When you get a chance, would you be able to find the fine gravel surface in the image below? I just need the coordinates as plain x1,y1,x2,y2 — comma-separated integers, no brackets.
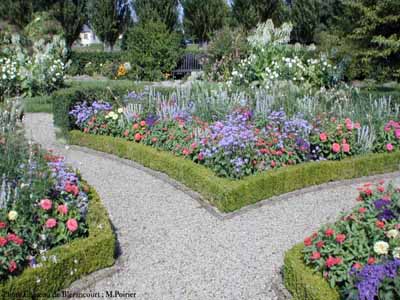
24,113,400,300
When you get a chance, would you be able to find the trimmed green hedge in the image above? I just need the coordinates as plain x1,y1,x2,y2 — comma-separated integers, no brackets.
24,95,53,113
0,185,115,300
284,244,340,300
69,131,400,213
52,81,173,136
68,51,125,76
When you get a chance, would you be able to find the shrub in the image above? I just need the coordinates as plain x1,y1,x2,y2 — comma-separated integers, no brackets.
24,12,65,44
124,20,182,80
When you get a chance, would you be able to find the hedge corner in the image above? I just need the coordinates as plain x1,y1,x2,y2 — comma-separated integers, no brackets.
0,185,116,300
283,243,341,300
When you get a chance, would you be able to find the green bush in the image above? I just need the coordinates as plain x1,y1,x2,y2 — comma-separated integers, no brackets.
52,81,173,136
284,244,340,300
24,12,64,44
124,20,182,80
24,95,53,113
67,51,125,77
69,131,400,212
0,185,115,300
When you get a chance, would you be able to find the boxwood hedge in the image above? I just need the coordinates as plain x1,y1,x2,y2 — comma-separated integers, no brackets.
69,131,400,213
0,184,115,300
283,244,340,300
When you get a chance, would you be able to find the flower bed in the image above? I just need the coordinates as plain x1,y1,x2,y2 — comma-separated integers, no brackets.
285,183,400,300
0,100,115,297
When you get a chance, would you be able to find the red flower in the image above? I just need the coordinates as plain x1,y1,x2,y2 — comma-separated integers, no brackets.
182,148,190,156
319,133,328,142
134,133,142,142
353,262,362,269
326,256,342,268
377,186,385,192
342,143,350,153
0,222,6,229
140,120,146,127
325,228,335,237
332,143,341,153
0,237,7,247
311,252,321,260
191,143,197,149
367,257,376,265
304,237,312,246
57,204,68,215
376,220,385,229
198,153,204,161
66,219,78,233
316,241,325,248
335,234,346,243
40,199,52,211
7,233,23,245
358,207,367,214
65,183,79,196
8,261,17,273
270,161,276,168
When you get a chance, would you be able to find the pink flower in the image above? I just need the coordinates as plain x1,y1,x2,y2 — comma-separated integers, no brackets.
354,122,361,129
191,143,197,149
134,133,142,142
66,219,78,232
132,123,139,130
0,237,7,247
45,218,57,229
332,143,341,153
304,237,312,246
326,256,342,268
40,199,52,211
346,122,353,131
65,183,79,196
377,186,385,192
395,129,400,139
8,261,17,273
358,207,367,214
57,204,68,215
140,120,146,127
342,143,350,153
368,257,376,265
316,241,325,248
353,262,362,269
335,234,346,243
311,252,321,260
182,148,190,156
325,228,335,237
386,143,394,152
319,133,328,142
198,153,204,161
7,233,23,245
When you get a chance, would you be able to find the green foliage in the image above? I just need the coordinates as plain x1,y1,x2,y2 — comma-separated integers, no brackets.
134,0,179,31
291,0,321,44
124,20,182,80
87,0,131,51
24,95,53,113
67,51,125,76
332,0,400,81
204,26,249,81
70,131,400,212
24,12,65,43
181,0,230,42
0,0,33,28
232,0,289,30
0,185,115,299
284,244,341,300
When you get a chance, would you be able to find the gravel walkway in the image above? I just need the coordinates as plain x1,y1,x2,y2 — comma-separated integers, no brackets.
24,113,400,300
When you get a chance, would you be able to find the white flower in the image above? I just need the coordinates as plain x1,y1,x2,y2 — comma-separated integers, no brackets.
374,241,389,255
387,229,399,239
117,108,123,114
8,210,18,221
393,247,400,259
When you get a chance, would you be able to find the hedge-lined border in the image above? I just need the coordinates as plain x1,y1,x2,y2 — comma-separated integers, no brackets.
283,244,340,300
0,184,115,300
69,131,400,213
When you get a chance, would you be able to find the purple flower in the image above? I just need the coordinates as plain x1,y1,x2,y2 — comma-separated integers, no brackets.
374,199,391,210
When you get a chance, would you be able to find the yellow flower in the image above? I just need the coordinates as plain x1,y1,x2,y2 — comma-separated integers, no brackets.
374,241,389,255
117,64,127,77
8,210,18,221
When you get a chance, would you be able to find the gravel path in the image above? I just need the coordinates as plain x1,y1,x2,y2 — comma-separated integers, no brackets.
24,113,400,300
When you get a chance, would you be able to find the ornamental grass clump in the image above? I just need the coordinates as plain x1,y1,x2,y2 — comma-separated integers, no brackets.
302,183,400,300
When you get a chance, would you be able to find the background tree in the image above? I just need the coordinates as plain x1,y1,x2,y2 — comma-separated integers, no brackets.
232,0,288,31
134,0,179,32
0,0,33,28
87,0,131,51
290,0,321,44
50,0,87,48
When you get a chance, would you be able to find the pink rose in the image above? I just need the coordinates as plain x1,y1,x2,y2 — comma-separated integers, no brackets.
387,143,394,152
346,122,353,131
57,204,68,215
354,122,361,129
332,143,341,153
45,218,57,229
66,219,78,233
319,132,327,142
342,143,350,153
40,199,52,211
335,234,346,243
